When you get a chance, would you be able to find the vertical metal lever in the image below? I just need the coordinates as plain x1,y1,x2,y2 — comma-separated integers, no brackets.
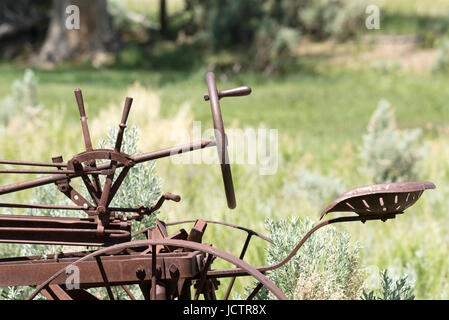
74,89,93,152
115,97,133,152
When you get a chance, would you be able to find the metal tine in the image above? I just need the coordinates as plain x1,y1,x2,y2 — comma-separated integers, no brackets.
0,160,68,168
114,97,133,152
74,89,93,152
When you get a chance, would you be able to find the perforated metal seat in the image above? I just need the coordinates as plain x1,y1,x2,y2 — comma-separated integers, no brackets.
320,181,436,219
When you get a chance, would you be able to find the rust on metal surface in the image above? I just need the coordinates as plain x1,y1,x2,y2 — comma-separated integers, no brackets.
320,181,436,219
0,72,436,300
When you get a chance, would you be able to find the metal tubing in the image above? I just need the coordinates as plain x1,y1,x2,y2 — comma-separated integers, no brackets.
224,233,252,300
74,89,93,152
0,160,68,167
206,214,397,279
0,140,215,196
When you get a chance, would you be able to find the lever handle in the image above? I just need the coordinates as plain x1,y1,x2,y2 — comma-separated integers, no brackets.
204,86,251,101
115,97,133,152
74,88,93,152
74,88,87,117
163,192,181,202
120,97,133,125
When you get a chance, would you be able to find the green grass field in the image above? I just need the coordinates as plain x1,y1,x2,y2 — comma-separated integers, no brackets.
1,1,449,299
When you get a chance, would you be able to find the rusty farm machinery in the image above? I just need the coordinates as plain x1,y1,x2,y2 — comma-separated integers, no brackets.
0,72,435,300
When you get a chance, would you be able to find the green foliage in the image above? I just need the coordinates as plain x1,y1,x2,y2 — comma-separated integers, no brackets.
296,0,367,41
189,0,365,48
283,169,346,207
360,100,424,184
0,69,38,126
256,217,364,300
362,269,415,300
186,0,365,71
251,19,300,72
433,39,449,72
189,0,266,49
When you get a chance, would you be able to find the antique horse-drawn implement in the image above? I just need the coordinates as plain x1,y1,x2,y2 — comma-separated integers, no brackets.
0,72,435,300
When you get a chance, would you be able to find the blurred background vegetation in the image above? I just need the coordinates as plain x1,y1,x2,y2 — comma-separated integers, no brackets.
0,0,449,299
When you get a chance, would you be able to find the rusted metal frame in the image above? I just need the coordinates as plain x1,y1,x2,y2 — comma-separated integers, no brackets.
164,219,273,244
194,253,214,300
95,255,115,300
114,97,133,153
48,284,73,300
224,232,253,300
0,160,68,167
1,251,198,287
206,214,398,279
0,168,107,174
151,245,157,300
139,281,151,300
121,285,136,300
120,193,182,222
0,227,130,246
187,219,207,244
60,183,97,212
0,214,131,246
205,72,236,209
72,157,103,207
106,166,130,207
0,139,215,196
28,239,288,300
0,202,160,213
52,156,96,214
74,89,94,152
131,139,216,165
247,282,264,300
64,289,98,300
203,86,251,101
97,161,118,226
41,284,73,300
0,203,92,211
0,169,78,174
80,174,102,206
103,97,134,207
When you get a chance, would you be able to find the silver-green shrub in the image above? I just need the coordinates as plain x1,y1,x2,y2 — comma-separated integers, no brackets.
362,269,415,300
258,216,364,300
433,39,449,72
283,169,346,206
360,100,424,184
0,69,39,126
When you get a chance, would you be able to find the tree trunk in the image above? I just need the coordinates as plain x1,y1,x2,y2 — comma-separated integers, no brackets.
37,0,115,66
160,0,167,35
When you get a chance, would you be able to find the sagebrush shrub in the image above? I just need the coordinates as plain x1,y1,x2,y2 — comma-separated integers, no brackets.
283,169,346,207
0,69,39,126
254,216,364,300
360,100,424,184
362,269,415,300
433,39,449,72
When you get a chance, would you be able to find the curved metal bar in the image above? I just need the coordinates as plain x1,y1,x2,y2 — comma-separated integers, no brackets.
205,72,236,209
141,219,273,244
27,239,287,300
206,214,396,278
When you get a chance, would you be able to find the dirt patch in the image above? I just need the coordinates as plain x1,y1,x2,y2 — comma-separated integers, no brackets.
297,36,440,72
